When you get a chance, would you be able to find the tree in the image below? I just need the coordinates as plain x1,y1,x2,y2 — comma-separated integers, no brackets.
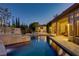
8,21,10,27
29,22,39,32
16,17,20,28
12,16,16,28
20,24,28,34
3,8,11,26
0,7,11,26
0,7,11,33
11,17,21,28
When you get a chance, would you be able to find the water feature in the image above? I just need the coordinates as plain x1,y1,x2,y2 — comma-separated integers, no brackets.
7,36,57,56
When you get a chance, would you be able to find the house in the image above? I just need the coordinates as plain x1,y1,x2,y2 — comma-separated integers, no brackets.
47,3,79,44
35,25,47,33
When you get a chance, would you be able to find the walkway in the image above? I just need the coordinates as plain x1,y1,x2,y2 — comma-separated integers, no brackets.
7,39,57,56
49,36,79,56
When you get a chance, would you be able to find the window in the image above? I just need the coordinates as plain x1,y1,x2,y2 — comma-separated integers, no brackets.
75,9,79,17
70,15,74,19
52,23,56,34
69,13,74,20
59,21,68,36
75,12,79,17
60,23,65,35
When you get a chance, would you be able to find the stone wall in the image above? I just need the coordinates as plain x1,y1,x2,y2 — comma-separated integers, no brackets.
0,27,21,35
0,34,30,45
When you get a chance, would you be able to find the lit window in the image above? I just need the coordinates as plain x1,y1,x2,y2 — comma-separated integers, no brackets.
70,15,73,19
76,13,79,17
69,13,74,19
75,9,79,17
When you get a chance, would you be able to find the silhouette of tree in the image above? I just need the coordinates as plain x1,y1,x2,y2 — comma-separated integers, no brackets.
12,16,16,28
16,17,20,28
0,7,11,26
0,7,11,33
29,22,39,32
20,24,28,34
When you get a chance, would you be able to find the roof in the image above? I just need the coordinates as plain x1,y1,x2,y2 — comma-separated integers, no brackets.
47,3,79,26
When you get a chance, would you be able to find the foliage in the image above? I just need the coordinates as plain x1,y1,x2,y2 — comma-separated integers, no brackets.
11,17,21,28
20,24,28,34
29,22,39,32
0,7,11,26
16,17,20,28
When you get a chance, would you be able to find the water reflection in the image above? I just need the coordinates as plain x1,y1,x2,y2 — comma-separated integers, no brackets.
37,36,47,42
7,36,57,56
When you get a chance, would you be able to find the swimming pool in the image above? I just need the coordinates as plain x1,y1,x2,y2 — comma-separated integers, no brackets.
7,38,57,56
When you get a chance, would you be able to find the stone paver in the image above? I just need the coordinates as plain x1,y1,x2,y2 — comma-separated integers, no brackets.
50,36,79,56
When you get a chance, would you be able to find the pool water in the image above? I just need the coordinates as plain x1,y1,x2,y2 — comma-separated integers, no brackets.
7,39,57,56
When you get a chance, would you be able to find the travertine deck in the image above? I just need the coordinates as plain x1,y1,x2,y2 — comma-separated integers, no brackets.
50,36,79,56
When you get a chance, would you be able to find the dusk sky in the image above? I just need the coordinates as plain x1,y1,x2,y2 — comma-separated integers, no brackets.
0,3,73,25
